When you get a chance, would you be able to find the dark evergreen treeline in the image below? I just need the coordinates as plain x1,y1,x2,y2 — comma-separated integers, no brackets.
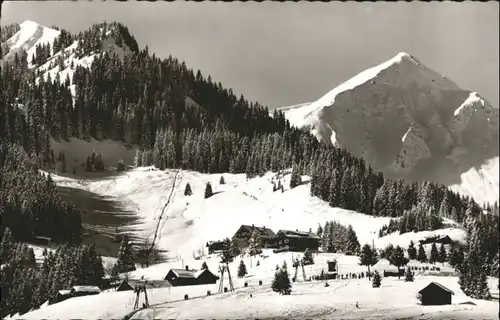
0,228,104,318
458,208,499,299
0,23,20,55
0,142,82,244
312,156,479,224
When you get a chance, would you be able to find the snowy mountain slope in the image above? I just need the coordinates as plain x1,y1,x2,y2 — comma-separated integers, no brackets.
2,20,60,65
48,167,466,261
278,52,499,204
2,20,134,98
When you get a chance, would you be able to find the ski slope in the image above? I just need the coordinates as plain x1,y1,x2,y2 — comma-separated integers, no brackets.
47,166,467,261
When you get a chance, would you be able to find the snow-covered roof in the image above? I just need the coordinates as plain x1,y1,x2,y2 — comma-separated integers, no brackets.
170,269,199,279
418,282,454,295
72,286,101,293
170,268,214,279
237,225,276,238
57,290,72,295
277,229,320,239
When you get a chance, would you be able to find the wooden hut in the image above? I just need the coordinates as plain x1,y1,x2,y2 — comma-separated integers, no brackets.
164,266,219,287
56,289,73,303
206,240,226,254
272,229,320,252
71,285,102,297
417,282,454,305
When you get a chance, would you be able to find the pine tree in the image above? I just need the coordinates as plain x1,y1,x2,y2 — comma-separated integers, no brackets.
184,182,193,196
201,261,208,270
316,224,323,238
438,243,447,264
219,176,225,185
407,240,417,260
429,243,439,264
204,182,213,199
289,166,301,189
417,243,427,262
112,236,136,275
388,245,409,279
448,246,464,269
346,225,360,255
359,244,379,280
271,261,292,295
0,227,15,262
372,270,382,288
380,244,394,260
302,248,314,266
237,260,248,278
404,266,414,282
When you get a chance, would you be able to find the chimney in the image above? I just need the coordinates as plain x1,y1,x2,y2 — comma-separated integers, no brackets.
252,224,254,229
185,265,189,271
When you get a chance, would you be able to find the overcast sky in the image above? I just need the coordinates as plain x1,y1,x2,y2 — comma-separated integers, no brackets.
2,1,499,108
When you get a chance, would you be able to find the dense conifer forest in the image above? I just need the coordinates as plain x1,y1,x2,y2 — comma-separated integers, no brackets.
0,21,498,315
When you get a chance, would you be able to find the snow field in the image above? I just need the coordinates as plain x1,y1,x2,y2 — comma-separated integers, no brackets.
13,249,499,320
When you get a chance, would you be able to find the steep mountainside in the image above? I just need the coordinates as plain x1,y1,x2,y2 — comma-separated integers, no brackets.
279,53,499,204
2,20,60,65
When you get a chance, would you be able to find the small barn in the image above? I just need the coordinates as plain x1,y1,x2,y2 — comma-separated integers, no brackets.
272,229,320,252
56,289,73,303
116,280,134,291
417,282,454,305
232,225,276,249
164,266,219,287
419,235,453,245
71,285,102,297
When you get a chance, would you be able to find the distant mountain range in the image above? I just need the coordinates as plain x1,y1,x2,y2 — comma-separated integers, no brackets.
278,53,499,204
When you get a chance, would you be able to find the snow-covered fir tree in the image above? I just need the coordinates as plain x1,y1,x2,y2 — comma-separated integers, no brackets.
204,182,213,199
112,236,136,275
417,243,427,262
407,240,417,260
184,182,193,196
237,260,248,278
272,261,292,295
387,246,408,279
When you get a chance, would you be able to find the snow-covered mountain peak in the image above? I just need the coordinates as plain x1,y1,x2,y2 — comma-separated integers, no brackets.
3,20,60,64
279,53,499,205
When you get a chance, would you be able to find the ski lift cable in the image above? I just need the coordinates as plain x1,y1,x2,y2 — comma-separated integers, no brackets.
148,168,181,258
